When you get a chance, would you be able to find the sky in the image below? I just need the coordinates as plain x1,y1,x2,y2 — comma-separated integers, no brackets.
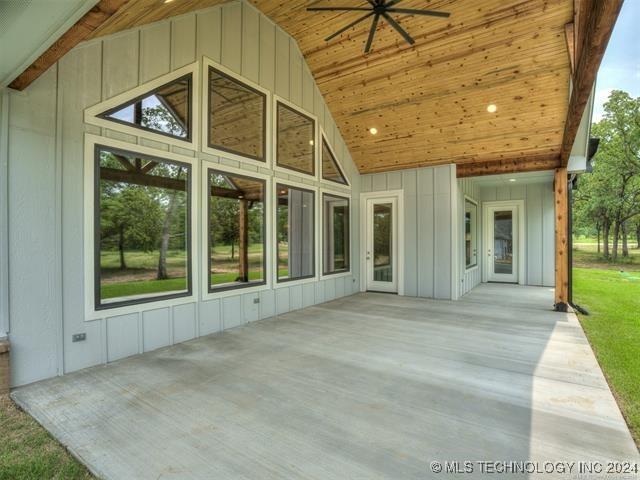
591,1,640,122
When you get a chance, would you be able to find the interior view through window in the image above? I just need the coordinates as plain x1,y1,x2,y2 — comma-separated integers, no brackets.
208,67,266,161
494,210,513,274
96,146,191,307
373,203,393,282
321,137,348,185
465,199,477,268
208,170,266,291
276,102,315,176
276,184,315,281
100,75,191,140
323,193,350,275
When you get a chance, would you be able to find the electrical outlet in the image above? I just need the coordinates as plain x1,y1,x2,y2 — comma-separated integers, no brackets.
253,297,260,304
72,333,86,343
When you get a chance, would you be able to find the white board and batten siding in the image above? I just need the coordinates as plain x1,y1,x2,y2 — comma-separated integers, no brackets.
361,165,458,300
480,183,555,287
2,1,361,387
457,178,481,296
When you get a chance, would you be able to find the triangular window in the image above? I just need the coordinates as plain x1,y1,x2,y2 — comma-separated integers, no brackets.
322,137,348,185
98,74,192,141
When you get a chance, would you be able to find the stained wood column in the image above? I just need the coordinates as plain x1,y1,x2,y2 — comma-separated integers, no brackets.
554,167,569,311
238,199,249,283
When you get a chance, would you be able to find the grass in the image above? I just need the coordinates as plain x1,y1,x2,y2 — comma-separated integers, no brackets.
0,395,94,480
573,267,640,448
572,242,640,272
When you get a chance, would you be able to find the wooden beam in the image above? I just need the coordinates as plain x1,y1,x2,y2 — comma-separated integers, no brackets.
456,155,560,178
238,199,249,283
8,0,130,91
564,22,576,74
100,168,186,191
559,0,623,166
554,167,569,312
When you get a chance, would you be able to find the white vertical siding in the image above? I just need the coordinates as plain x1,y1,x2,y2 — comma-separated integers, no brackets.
361,164,457,300
5,1,361,386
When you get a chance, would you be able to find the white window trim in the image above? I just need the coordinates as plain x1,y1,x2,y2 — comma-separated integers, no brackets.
272,178,320,289
201,57,272,170
84,62,200,150
319,128,351,190
272,94,319,181
464,195,479,272
359,190,405,296
201,159,273,300
320,188,352,279
83,133,199,321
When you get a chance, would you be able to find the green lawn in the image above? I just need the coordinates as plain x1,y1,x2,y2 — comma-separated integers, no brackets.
573,267,640,447
573,243,640,272
0,395,93,480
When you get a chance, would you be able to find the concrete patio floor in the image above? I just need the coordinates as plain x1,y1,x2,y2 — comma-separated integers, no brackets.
12,284,639,479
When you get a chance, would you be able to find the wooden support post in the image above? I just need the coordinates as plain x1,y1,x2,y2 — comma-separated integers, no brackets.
238,199,249,283
554,167,569,312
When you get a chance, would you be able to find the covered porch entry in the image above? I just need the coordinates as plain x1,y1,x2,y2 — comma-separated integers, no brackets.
12,284,638,479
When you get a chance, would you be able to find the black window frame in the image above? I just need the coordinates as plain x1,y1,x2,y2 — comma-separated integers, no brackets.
276,183,316,283
207,168,268,293
321,136,349,186
97,74,193,143
275,101,317,177
94,144,193,311
207,66,267,163
464,198,478,270
322,192,351,276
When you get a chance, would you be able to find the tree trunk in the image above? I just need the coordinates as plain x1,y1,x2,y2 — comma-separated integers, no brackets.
603,221,610,258
612,220,620,261
622,222,629,257
636,223,640,249
230,241,235,260
596,225,601,254
157,191,179,280
119,225,127,270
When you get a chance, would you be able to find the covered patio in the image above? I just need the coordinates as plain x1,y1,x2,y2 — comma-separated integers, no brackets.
12,284,638,479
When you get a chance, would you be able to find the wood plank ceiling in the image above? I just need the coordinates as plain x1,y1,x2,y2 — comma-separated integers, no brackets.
17,0,575,174
250,0,574,174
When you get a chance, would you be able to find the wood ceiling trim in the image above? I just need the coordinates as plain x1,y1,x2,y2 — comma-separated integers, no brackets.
456,154,561,178
8,0,131,91
559,0,623,166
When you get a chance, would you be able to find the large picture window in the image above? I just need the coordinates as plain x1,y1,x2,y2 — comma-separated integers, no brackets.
276,184,315,282
276,101,315,176
208,67,266,162
98,75,192,141
95,145,191,309
208,170,266,291
323,193,350,275
465,198,478,269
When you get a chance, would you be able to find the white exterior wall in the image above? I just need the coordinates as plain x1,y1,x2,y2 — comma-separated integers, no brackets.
480,182,556,288
361,165,458,300
4,1,361,387
457,178,482,296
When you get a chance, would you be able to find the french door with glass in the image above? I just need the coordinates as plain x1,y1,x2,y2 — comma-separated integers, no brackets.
485,204,519,283
365,197,398,293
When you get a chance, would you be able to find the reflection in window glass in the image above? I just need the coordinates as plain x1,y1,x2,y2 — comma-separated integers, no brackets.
322,138,348,185
373,203,393,282
208,170,266,291
208,67,266,161
96,146,191,308
276,102,315,176
276,184,315,281
323,194,350,275
465,199,477,268
100,75,191,140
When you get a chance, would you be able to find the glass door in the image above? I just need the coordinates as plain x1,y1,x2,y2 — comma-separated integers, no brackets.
366,197,397,292
487,205,518,283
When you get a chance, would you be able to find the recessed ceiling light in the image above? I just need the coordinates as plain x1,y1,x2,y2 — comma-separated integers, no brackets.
309,140,314,146
509,178,517,182
369,127,378,135
487,104,497,113
164,0,175,3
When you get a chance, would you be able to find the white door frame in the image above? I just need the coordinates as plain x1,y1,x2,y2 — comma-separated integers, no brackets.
360,190,404,295
482,200,526,284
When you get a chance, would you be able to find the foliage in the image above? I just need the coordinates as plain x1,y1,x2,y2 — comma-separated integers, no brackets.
574,90,640,260
573,268,640,446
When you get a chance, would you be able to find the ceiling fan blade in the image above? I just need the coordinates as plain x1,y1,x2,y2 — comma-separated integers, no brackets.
364,13,380,53
307,7,372,12
385,0,403,7
381,12,415,45
386,8,450,18
325,11,375,41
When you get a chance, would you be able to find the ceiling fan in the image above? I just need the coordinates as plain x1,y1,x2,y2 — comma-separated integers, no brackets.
307,1,451,54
